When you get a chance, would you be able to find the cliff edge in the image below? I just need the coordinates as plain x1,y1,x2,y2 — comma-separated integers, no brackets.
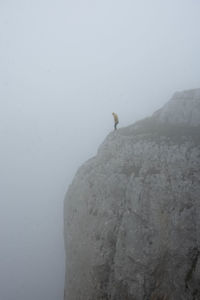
64,89,200,300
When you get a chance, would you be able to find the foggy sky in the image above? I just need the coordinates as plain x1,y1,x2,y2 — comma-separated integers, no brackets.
0,0,200,299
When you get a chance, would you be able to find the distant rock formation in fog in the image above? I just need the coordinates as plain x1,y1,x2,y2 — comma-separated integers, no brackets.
64,89,200,300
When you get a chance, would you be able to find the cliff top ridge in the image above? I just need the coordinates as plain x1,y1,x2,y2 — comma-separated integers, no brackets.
153,88,200,126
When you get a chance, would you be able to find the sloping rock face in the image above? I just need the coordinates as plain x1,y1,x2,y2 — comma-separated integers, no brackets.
64,89,200,300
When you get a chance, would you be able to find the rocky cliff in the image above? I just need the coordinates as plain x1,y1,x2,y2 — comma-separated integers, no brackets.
64,89,200,300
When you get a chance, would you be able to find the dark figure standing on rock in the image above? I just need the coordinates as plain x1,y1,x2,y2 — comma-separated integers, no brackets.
112,112,119,130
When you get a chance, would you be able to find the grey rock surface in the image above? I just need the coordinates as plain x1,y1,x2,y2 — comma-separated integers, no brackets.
64,89,200,300
154,88,200,126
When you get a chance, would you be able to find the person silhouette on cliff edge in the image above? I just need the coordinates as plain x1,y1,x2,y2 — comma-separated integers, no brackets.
112,112,119,130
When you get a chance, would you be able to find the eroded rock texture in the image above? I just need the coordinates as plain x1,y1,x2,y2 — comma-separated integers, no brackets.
64,89,200,300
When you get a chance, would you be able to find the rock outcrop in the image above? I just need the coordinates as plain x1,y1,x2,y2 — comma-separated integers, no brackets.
64,89,200,300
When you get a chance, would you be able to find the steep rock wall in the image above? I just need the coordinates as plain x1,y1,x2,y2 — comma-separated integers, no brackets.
64,89,200,300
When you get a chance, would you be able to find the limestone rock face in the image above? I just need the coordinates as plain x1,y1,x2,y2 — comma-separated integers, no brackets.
154,89,200,126
64,89,200,300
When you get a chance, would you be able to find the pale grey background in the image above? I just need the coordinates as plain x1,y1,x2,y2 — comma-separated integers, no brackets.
0,0,200,299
